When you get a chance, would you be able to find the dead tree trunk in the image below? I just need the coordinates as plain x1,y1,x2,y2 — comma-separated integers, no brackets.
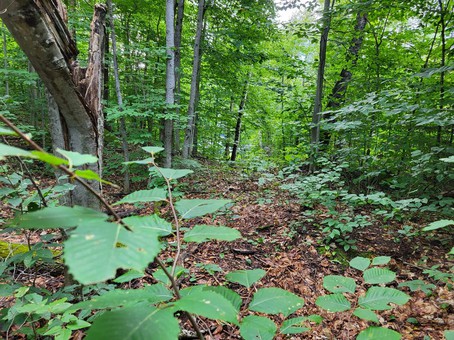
0,0,106,209
230,79,249,162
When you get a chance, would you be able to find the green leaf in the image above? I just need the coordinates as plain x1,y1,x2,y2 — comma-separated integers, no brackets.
124,157,154,165
123,215,172,237
359,287,410,310
249,287,304,317
316,293,351,312
64,221,162,284
350,257,371,271
225,269,266,288
31,151,69,166
398,280,436,294
142,146,164,155
57,149,98,167
356,326,401,340
113,269,144,283
152,167,193,180
14,206,108,229
422,220,454,231
440,156,454,163
184,225,241,243
202,286,242,311
69,284,172,311
363,268,396,284
113,188,167,205
153,266,187,285
0,143,33,159
175,199,231,219
323,275,356,293
174,290,239,325
73,169,113,185
86,304,179,340
280,316,310,334
371,256,391,266
240,315,276,340
353,308,379,323
444,330,454,340
0,127,17,135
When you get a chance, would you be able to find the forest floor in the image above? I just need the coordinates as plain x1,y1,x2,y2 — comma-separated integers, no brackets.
1,162,453,339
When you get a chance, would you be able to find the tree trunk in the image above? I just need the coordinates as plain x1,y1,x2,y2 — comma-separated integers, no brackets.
321,5,368,146
173,0,185,154
2,24,9,96
437,0,446,145
310,0,333,169
230,80,249,162
107,0,130,193
164,0,176,167
1,0,106,209
182,0,206,159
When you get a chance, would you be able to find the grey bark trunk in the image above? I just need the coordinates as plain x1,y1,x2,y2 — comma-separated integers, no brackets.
164,0,176,167
182,0,206,159
1,0,106,210
107,0,130,193
2,24,8,96
173,0,185,154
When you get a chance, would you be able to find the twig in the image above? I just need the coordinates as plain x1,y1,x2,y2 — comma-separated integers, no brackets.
0,114,204,339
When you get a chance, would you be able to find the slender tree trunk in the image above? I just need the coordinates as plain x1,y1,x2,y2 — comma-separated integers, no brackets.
164,0,176,167
1,0,106,209
173,0,184,154
437,0,446,145
310,0,333,170
230,79,249,162
2,24,9,96
320,4,368,146
107,0,130,193
182,0,206,159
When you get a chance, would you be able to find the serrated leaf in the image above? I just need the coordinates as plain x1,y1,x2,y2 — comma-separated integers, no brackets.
356,326,401,340
240,315,276,340
73,169,116,186
423,220,454,231
203,286,242,311
57,148,98,167
225,269,266,288
0,143,33,159
323,275,356,293
184,225,241,243
350,257,371,271
353,308,379,323
14,206,108,229
371,256,391,266
359,287,410,310
152,167,193,180
316,293,351,312
114,188,167,205
64,221,162,284
123,214,172,236
142,146,164,154
250,287,304,317
280,316,310,334
363,268,396,284
175,199,231,219
398,280,436,294
174,290,239,325
31,151,69,166
69,284,172,311
86,303,179,340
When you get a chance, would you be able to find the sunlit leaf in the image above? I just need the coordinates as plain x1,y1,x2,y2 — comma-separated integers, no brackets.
57,148,98,167
422,220,454,231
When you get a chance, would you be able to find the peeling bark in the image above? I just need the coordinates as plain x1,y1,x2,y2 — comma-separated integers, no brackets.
0,0,106,209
